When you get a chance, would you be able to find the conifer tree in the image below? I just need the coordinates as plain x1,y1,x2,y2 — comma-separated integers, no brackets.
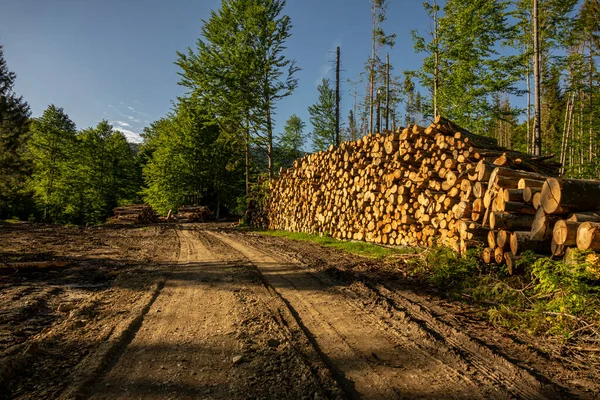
0,43,31,218
308,78,336,151
276,114,305,167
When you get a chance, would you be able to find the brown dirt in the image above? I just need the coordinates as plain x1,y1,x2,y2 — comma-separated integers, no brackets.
1,222,598,399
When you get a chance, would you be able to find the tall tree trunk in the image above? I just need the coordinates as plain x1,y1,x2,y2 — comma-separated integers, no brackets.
353,81,357,141
433,0,439,117
579,91,584,175
526,53,532,154
266,104,273,181
335,47,340,146
385,53,390,130
560,94,574,175
369,3,376,134
245,123,250,196
376,89,381,133
532,0,542,156
589,41,595,164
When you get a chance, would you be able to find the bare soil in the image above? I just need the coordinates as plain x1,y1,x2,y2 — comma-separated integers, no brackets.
1,222,598,399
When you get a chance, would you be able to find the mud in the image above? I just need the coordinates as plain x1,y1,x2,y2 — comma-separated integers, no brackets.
1,222,598,399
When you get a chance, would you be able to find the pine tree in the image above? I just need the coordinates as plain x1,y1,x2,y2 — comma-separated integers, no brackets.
367,0,396,133
412,0,522,133
411,0,441,118
308,78,336,151
347,110,357,141
59,121,139,225
244,0,299,179
0,43,31,219
276,114,305,168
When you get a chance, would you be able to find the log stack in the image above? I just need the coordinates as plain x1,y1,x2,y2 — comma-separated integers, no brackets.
177,206,213,223
480,174,600,274
266,116,563,260
109,205,157,224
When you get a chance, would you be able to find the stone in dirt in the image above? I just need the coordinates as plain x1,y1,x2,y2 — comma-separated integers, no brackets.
232,355,244,365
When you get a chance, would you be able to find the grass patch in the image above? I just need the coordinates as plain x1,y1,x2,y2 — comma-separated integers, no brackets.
1,218,21,224
254,229,418,258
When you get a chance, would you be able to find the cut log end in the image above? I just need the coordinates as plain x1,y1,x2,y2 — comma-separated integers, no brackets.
540,178,560,214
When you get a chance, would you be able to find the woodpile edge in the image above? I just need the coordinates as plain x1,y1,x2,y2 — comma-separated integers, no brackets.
262,116,600,273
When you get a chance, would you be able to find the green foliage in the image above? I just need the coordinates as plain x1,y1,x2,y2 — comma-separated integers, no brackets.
60,121,140,225
275,114,306,168
0,43,32,219
176,0,298,179
308,78,336,151
141,99,245,216
531,256,600,318
407,246,481,289
28,105,77,221
256,230,414,258
408,245,600,338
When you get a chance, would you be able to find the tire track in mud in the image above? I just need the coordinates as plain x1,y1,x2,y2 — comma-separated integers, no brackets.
87,226,341,400
88,227,244,399
208,230,563,400
207,230,545,400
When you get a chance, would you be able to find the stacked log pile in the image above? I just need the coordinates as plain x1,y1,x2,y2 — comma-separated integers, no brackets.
177,206,213,223
109,205,157,224
266,116,564,261
480,174,600,274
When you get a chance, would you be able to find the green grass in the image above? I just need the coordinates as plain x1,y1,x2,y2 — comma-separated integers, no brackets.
254,229,418,258
1,218,21,224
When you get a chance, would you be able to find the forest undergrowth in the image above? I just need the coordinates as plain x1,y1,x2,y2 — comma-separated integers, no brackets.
407,246,600,368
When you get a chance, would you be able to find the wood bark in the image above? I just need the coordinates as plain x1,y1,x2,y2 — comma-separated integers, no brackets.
540,178,600,214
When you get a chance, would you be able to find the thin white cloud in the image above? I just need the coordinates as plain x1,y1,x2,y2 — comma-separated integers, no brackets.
113,127,142,143
127,106,136,111
315,33,350,87
114,120,131,127
126,115,142,123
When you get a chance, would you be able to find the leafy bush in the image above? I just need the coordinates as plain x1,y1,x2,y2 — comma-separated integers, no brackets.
407,246,481,289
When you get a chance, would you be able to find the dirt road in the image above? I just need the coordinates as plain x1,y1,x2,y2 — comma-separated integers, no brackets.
88,227,339,399
89,226,554,399
2,223,598,399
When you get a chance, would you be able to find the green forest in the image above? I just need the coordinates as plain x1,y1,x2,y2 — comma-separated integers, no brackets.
0,0,598,225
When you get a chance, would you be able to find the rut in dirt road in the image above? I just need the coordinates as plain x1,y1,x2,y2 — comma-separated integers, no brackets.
209,230,554,400
87,226,338,400
88,227,243,399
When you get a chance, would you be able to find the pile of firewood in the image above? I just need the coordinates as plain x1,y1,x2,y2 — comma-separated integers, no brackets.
484,175,600,274
108,204,157,224
177,206,213,223
266,115,600,272
267,117,562,254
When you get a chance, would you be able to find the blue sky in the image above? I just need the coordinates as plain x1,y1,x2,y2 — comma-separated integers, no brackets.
0,0,434,143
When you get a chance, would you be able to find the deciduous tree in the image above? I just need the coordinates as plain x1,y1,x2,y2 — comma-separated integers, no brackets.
28,105,77,220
